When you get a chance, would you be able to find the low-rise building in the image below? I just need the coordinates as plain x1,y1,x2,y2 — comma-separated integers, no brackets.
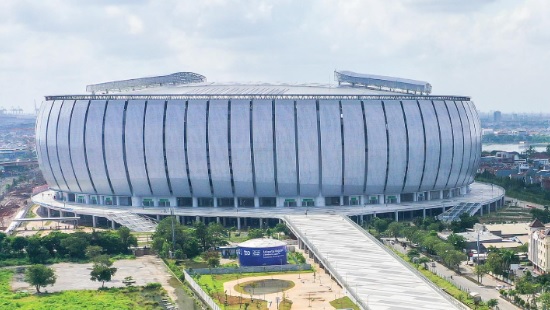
528,219,550,273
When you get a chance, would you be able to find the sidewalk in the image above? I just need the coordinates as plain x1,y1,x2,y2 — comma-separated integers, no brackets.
384,238,519,310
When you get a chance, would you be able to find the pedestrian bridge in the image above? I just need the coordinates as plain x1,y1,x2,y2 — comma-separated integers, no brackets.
284,214,467,310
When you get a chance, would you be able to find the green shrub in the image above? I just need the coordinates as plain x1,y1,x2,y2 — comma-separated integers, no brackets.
144,282,162,290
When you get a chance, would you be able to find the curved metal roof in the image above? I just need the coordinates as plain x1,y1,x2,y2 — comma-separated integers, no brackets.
335,70,432,95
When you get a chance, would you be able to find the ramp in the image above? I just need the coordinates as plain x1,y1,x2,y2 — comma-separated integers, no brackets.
284,214,465,310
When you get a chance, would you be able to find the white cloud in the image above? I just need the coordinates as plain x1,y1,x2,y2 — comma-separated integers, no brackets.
0,0,548,113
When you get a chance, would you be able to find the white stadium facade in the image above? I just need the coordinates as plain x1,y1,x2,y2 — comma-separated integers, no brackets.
36,71,488,210
32,71,506,309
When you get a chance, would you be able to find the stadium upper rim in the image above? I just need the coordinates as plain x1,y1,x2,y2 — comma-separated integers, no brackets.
46,70,469,101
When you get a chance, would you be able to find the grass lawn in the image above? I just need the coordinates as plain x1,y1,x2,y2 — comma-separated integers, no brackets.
330,296,360,310
0,269,168,310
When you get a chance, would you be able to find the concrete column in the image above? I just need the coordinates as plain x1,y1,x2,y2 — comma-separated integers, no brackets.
442,206,445,213
260,218,263,229
339,196,344,206
213,198,218,208
395,211,399,222
254,197,260,208
196,215,200,223
47,208,52,218
169,197,177,207
116,196,120,206
216,217,220,224
111,220,116,229
222,217,226,226
176,215,181,224
156,215,161,221
440,190,444,199
244,217,248,228
237,217,241,230
423,208,426,219
85,195,90,204
131,196,140,207
413,193,418,202
316,194,325,207
92,216,97,228
192,197,198,207
379,195,385,204
153,198,159,207
60,211,64,218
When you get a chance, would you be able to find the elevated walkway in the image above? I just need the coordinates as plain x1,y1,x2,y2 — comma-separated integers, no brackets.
284,214,466,310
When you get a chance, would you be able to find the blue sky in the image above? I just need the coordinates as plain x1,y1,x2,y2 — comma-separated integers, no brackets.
1,0,548,113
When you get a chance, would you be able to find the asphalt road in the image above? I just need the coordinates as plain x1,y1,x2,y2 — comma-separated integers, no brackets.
383,238,519,310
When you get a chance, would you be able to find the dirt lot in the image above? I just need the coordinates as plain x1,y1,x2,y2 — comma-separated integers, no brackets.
11,256,177,300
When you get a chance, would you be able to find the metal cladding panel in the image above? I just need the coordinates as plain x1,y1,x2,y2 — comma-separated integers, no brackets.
319,100,342,196
456,101,472,186
401,100,424,193
341,100,365,195
275,100,298,196
165,100,191,196
46,100,65,190
384,100,407,193
208,100,233,197
296,100,319,197
125,100,150,196
252,100,276,196
417,100,440,191
446,101,464,188
37,101,57,188
187,100,211,196
466,101,481,183
433,101,453,190
364,101,387,194
57,100,79,192
85,100,111,194
237,246,287,267
69,100,95,193
104,100,131,195
230,100,254,197
144,100,171,196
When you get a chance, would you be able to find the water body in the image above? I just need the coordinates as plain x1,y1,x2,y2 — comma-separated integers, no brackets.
482,143,547,153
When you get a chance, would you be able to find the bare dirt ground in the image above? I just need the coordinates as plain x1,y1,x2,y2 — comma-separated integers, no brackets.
10,256,178,302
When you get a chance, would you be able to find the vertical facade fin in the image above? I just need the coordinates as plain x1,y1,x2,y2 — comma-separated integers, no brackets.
142,101,154,195
416,100,428,192
400,101,410,192
228,100,236,196
381,101,390,194
67,100,82,192
431,100,443,190
272,100,278,196
83,100,97,193
250,100,257,196
205,100,214,195
102,101,115,195
183,100,194,196
162,100,173,195
360,101,368,194
122,100,134,195
294,100,300,196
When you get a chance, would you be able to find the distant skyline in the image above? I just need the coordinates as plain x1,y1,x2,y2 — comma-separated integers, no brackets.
1,0,548,113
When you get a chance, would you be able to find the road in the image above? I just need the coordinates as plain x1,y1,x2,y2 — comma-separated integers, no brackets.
383,238,519,310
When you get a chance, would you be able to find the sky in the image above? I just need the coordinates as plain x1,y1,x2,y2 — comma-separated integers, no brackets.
0,0,548,113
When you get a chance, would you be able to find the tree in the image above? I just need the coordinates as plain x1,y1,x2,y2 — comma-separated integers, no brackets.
487,298,498,310
24,264,56,293
446,234,466,251
60,236,89,259
202,250,220,269
90,255,117,288
474,264,488,284
372,217,390,233
117,227,137,252
247,229,264,239
25,237,51,264
193,221,209,250
387,222,404,240
442,250,465,273
538,292,550,310
85,245,103,260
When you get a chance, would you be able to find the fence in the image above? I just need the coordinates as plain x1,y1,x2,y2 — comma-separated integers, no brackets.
182,269,221,310
188,263,311,275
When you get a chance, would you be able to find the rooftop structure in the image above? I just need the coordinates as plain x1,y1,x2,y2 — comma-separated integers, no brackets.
335,70,432,95
85,71,206,94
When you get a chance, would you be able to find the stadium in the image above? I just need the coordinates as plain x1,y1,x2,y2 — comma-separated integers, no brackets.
35,71,488,211
32,70,506,309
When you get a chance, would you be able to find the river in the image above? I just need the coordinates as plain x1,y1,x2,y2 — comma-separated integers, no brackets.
482,143,548,153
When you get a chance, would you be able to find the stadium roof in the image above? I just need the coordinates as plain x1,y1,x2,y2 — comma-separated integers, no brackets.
335,70,432,95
